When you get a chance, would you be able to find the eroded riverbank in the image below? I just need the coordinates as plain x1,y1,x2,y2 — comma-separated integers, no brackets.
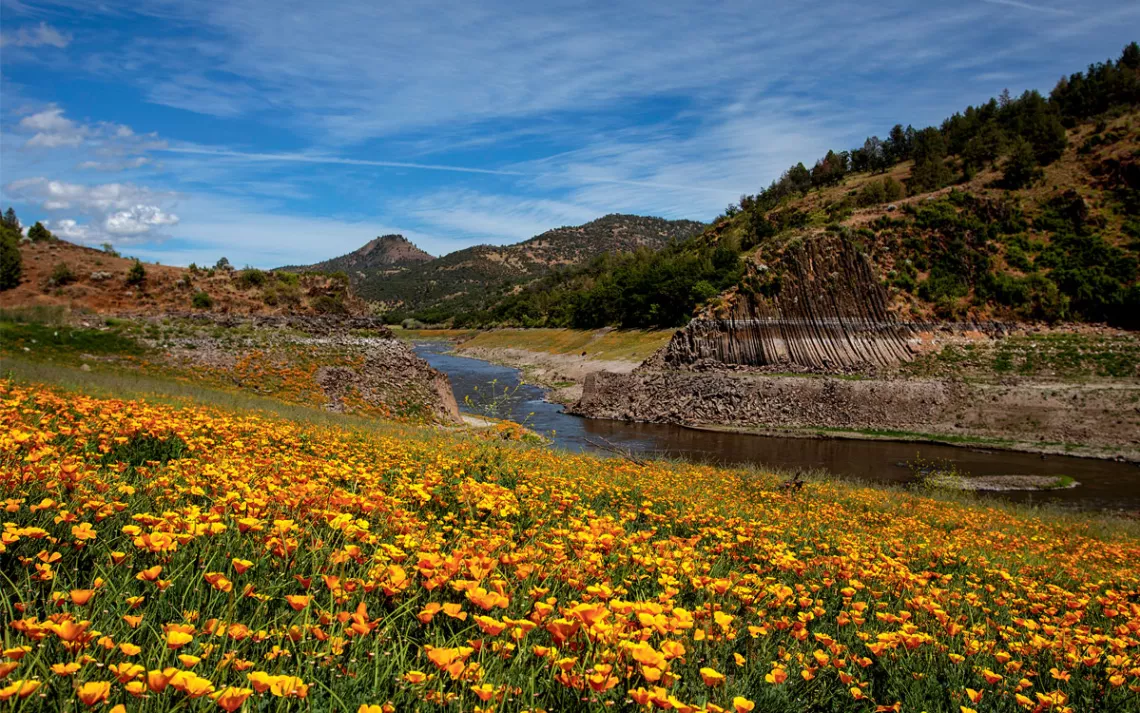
573,369,1140,462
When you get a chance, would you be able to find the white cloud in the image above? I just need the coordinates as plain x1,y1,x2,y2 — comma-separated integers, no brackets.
20,107,85,147
155,194,437,268
0,22,71,49
4,177,180,244
978,0,1071,16
104,205,180,235
78,157,153,172
15,106,166,157
49,219,97,242
4,177,172,213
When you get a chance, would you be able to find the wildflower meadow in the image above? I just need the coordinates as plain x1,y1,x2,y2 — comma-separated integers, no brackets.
0,382,1137,712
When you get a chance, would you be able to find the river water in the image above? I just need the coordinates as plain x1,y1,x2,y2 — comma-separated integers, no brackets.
414,341,1140,510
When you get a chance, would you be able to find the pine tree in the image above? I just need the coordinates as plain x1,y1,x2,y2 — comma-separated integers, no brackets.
0,224,22,290
2,207,19,231
1001,137,1042,189
908,128,952,193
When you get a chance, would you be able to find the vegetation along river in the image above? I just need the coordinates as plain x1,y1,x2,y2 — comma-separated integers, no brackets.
414,342,1140,511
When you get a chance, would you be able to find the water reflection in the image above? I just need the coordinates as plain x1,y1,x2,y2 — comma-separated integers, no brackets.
413,341,1140,510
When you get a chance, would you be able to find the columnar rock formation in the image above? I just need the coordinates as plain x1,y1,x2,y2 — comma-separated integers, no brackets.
648,236,1003,371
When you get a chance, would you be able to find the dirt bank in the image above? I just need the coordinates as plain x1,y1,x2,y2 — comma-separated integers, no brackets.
572,369,1140,461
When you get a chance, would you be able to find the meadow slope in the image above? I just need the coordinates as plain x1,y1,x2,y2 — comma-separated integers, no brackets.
1,382,1138,712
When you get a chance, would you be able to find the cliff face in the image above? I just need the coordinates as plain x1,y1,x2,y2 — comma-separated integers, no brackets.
648,235,1001,372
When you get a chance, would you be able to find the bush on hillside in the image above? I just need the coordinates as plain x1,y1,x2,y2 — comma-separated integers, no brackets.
48,262,76,287
1000,138,1043,189
191,291,214,310
126,260,147,287
311,294,348,315
855,177,905,207
236,268,268,289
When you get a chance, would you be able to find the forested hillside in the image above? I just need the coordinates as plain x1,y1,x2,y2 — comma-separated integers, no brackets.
458,43,1140,329
362,214,704,322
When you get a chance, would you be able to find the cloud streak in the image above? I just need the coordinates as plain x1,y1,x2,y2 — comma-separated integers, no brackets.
0,22,71,49
978,0,1072,16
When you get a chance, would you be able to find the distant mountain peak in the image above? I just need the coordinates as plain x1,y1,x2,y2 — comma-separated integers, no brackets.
279,234,433,275
355,234,434,263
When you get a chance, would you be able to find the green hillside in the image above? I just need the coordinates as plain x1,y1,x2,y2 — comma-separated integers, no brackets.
459,43,1140,330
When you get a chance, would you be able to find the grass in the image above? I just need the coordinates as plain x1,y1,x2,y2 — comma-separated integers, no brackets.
901,332,1140,381
0,320,147,359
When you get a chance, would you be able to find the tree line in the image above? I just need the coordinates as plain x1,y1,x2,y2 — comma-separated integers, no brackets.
734,41,1140,220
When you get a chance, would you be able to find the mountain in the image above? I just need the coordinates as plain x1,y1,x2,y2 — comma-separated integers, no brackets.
293,214,704,320
280,234,434,279
466,43,1140,333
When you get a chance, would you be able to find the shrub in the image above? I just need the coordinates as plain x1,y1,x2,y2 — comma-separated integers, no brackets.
236,268,268,289
855,177,905,207
311,294,348,315
101,242,120,257
191,291,213,310
126,259,146,287
274,270,300,286
262,283,301,307
48,262,76,287
27,222,55,243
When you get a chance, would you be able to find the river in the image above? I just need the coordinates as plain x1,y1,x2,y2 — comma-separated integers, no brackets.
414,341,1140,510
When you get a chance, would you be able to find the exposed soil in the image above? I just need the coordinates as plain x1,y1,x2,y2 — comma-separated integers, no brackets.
572,369,1140,461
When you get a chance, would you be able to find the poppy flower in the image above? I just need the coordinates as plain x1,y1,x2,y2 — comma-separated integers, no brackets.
76,681,111,706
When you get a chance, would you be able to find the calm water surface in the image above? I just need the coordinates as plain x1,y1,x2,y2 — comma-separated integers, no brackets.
414,341,1140,510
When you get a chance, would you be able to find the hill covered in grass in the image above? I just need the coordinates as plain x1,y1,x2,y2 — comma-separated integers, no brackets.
460,43,1140,331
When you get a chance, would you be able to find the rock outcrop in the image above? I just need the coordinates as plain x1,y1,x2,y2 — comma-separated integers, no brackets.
312,339,460,422
647,236,1007,372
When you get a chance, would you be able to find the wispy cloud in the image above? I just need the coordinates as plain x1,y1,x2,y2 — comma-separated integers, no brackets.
159,146,526,176
0,22,71,49
978,0,1072,16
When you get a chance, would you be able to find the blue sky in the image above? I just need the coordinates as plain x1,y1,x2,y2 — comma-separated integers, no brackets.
1,0,1136,268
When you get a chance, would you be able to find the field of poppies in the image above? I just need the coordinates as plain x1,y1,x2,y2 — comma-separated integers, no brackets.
1,380,1138,712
